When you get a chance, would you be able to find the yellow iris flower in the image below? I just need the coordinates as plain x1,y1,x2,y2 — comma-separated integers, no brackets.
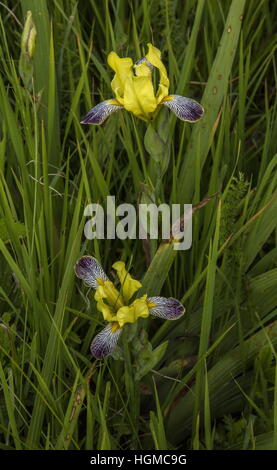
81,43,204,125
94,261,149,328
75,256,185,359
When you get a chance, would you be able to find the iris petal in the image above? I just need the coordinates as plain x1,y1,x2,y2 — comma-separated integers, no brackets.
90,323,122,359
75,256,109,288
147,296,185,320
162,95,204,122
95,280,124,312
112,261,142,302
123,75,157,118
145,43,169,103
81,100,123,125
107,52,134,103
116,296,149,327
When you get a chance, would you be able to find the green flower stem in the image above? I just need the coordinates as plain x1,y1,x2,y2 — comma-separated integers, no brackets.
144,111,170,195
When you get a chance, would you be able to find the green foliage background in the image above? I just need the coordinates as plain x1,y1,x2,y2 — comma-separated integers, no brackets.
0,0,276,450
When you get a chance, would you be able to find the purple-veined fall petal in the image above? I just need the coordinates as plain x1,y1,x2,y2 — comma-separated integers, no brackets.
75,256,109,288
147,296,185,320
90,323,122,359
162,95,204,122
81,100,123,125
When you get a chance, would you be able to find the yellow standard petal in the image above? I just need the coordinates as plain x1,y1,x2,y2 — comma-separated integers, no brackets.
96,297,117,322
95,280,124,310
116,306,135,327
124,75,157,119
133,61,152,78
107,52,134,105
132,296,150,320
116,295,149,327
112,261,142,302
145,43,169,104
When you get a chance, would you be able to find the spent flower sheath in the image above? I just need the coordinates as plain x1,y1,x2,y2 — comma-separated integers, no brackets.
75,256,185,359
81,43,204,124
